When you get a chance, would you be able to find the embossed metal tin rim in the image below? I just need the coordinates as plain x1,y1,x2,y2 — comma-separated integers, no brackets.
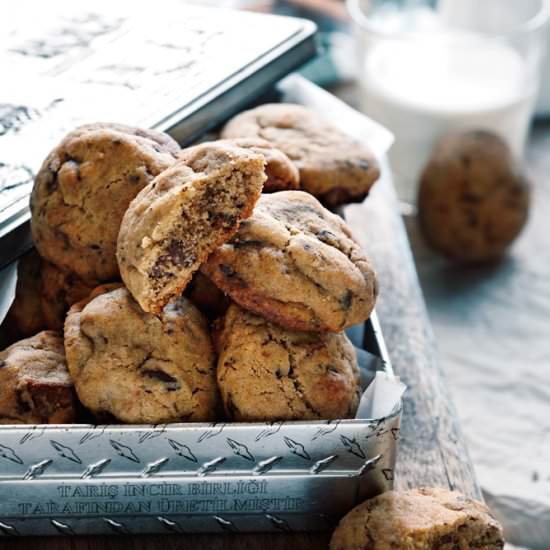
0,403,403,433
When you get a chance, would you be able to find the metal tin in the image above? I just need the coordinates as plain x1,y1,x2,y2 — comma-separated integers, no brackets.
0,53,400,535
0,314,401,536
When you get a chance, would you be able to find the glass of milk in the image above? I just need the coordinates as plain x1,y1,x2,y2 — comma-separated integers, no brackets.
348,0,550,205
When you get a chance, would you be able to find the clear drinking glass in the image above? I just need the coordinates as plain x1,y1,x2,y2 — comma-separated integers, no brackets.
347,0,550,205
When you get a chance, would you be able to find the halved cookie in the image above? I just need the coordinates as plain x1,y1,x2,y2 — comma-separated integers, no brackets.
117,142,266,313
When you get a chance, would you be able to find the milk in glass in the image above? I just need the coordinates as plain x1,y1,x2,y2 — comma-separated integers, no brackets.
360,32,534,203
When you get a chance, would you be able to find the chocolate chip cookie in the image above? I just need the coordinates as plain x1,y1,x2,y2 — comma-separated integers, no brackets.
181,138,299,192
215,304,360,421
201,191,378,332
117,141,266,314
64,285,218,424
221,103,380,206
2,250,47,342
330,487,505,550
30,123,180,283
418,130,530,263
0,330,79,424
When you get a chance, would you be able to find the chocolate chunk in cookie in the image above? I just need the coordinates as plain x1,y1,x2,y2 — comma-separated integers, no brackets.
202,191,378,332
330,487,505,550
222,103,380,206
64,285,218,424
0,330,79,424
117,141,266,314
215,304,360,421
30,123,180,283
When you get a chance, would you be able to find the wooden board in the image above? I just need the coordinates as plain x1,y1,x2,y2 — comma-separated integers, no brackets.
0,174,479,550
346,176,481,499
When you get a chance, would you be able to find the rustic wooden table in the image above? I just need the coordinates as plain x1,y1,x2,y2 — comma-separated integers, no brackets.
0,171,481,550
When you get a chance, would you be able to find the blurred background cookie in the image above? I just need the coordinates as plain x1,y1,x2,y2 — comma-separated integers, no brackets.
215,304,360,422
221,103,380,207
418,130,530,263
30,123,180,283
64,285,218,424
202,190,377,332
0,330,79,424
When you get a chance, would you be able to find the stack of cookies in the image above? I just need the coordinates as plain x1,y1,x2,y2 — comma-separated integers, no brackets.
0,103,381,426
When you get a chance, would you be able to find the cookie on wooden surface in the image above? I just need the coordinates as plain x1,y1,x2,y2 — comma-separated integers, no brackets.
330,487,505,550
418,130,530,263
